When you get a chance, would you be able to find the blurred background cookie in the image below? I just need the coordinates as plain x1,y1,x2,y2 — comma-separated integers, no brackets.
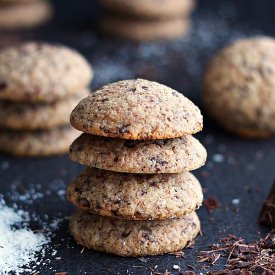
0,42,93,156
99,16,190,41
100,0,195,19
203,36,275,138
99,0,196,41
0,0,53,30
0,126,79,156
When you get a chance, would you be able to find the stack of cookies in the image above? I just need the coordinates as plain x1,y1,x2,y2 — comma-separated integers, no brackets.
0,42,93,156
0,0,53,30
68,79,207,257
99,0,196,41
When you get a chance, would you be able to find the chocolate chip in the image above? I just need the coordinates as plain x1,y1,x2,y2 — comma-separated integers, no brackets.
128,88,136,92
100,98,109,103
142,86,148,90
172,91,179,97
113,157,119,162
121,231,131,238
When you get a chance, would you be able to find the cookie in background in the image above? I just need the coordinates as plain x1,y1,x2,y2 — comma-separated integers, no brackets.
0,42,93,156
203,36,275,138
0,0,53,30
98,0,196,41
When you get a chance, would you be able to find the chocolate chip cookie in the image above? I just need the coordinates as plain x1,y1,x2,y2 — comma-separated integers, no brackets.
71,79,203,139
67,167,203,220
0,42,93,102
203,36,275,138
0,126,79,156
69,209,200,256
69,134,206,173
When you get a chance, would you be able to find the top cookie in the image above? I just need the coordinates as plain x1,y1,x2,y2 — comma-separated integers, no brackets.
71,79,203,139
203,37,275,138
0,42,93,102
100,0,195,19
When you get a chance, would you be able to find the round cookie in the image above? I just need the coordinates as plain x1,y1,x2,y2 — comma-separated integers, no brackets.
71,79,203,140
0,42,93,102
67,168,203,220
0,90,89,130
0,0,53,30
0,126,79,156
99,16,191,41
70,134,207,173
69,210,200,257
100,0,195,19
203,36,275,138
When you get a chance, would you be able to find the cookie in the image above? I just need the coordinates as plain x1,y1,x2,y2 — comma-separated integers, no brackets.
203,37,275,138
0,90,89,130
0,0,53,30
67,167,203,220
0,126,79,156
0,42,93,102
99,16,190,41
71,79,202,139
100,0,195,19
69,209,200,256
70,134,207,173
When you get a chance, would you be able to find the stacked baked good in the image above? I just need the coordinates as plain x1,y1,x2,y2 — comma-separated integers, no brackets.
68,79,207,257
0,0,53,30
0,42,93,156
99,0,196,41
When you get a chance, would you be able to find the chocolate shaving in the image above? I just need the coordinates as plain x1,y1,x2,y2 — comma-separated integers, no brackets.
197,230,275,273
258,181,275,228
204,197,220,212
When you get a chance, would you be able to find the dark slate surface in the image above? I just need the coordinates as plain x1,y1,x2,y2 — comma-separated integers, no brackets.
0,0,274,274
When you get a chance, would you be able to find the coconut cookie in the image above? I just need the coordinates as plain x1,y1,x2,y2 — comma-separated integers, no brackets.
0,90,89,130
0,1,53,30
203,36,275,138
0,42,93,102
69,210,200,257
67,168,203,220
71,79,202,139
100,0,195,19
70,134,207,173
0,126,79,156
99,16,190,42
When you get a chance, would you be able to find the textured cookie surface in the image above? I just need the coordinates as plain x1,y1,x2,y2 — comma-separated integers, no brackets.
67,168,203,220
0,0,53,30
69,210,200,256
0,126,79,156
70,134,207,173
0,42,92,102
203,36,275,138
99,16,190,41
71,79,202,139
100,0,195,19
0,90,89,130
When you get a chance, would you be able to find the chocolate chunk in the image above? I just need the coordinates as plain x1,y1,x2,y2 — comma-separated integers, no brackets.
203,197,219,212
258,181,275,228
121,231,131,238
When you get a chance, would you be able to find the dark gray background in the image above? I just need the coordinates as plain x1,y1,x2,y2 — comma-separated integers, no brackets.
0,0,274,274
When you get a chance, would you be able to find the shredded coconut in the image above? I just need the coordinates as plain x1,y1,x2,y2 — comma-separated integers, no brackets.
0,199,48,274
